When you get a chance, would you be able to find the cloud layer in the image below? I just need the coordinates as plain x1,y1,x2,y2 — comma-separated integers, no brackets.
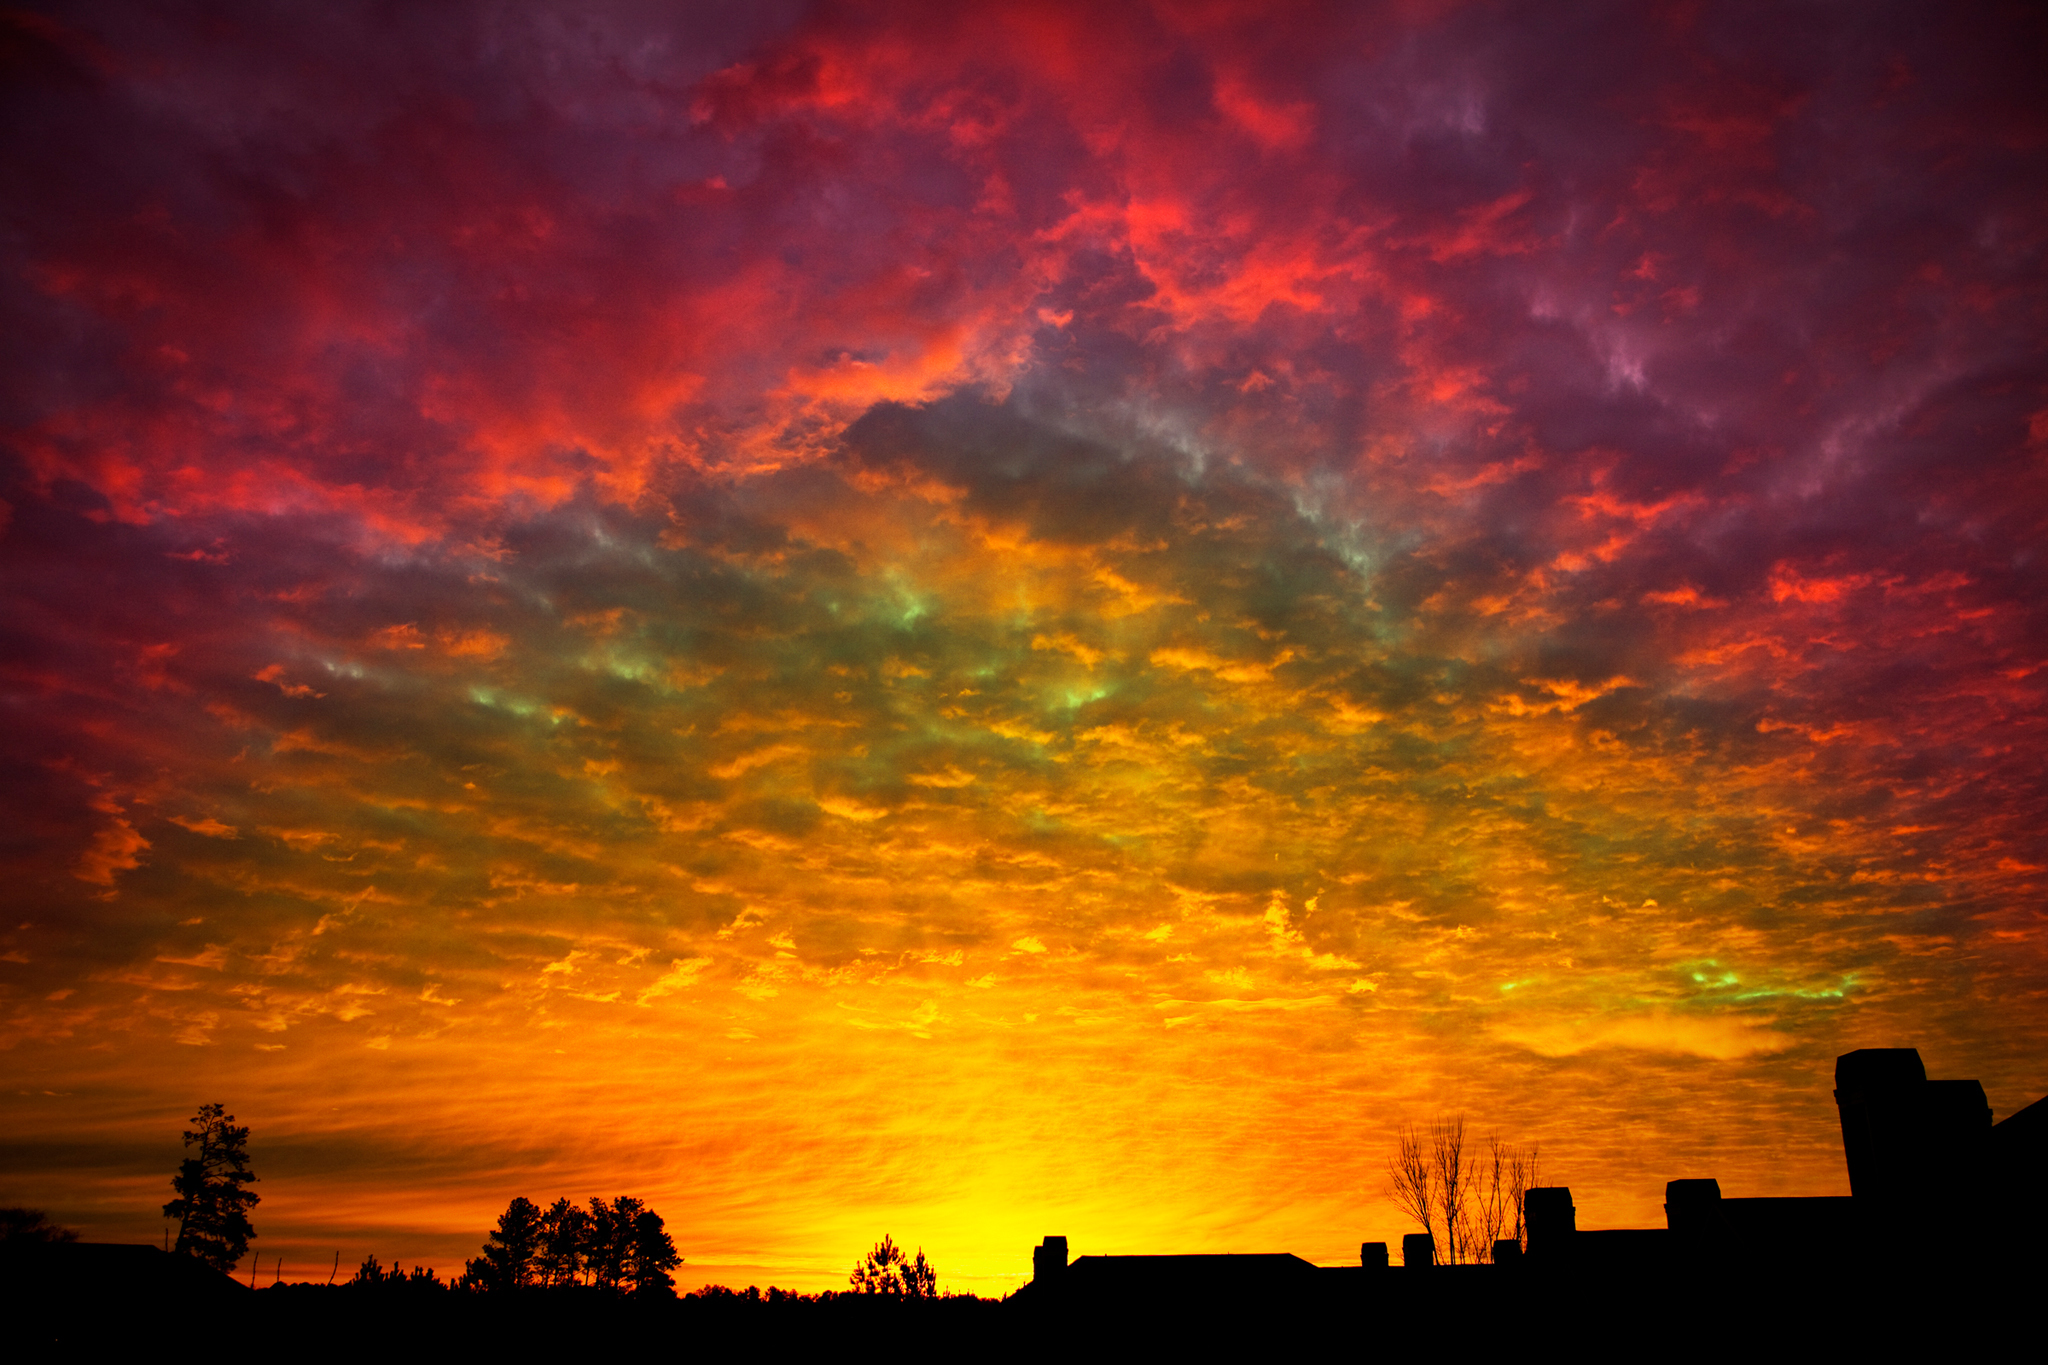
3,1,2045,1287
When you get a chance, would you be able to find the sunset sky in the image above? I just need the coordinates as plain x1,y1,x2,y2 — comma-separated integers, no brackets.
4,1,2046,1292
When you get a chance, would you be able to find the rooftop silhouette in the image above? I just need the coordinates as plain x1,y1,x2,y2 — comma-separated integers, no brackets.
1016,1044,2046,1310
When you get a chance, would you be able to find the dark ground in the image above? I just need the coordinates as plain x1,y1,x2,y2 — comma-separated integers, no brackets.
2,1245,2034,1359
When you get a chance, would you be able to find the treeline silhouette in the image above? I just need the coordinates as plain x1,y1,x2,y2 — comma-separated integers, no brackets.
0,1207,78,1244
136,1106,976,1309
234,1217,1001,1357
460,1196,681,1295
230,1212,998,1356
305,1198,959,1307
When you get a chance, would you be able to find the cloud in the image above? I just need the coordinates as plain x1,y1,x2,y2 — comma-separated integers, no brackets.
1493,1012,1795,1061
168,816,238,839
637,957,711,1006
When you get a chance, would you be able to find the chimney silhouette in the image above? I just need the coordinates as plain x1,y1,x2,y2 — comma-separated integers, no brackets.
1664,1178,1724,1236
1834,1048,1991,1210
1032,1236,1068,1282
1524,1186,1576,1259
1401,1232,1435,1267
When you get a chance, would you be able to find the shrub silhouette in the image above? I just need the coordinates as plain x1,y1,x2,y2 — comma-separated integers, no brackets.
350,1254,446,1291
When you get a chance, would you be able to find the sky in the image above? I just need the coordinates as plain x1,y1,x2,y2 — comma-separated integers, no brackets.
3,0,2046,1293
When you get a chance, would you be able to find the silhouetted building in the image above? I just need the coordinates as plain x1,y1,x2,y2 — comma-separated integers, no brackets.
1836,1050,1989,1192
1524,1047,2034,1270
1834,1047,1990,1233
1024,1250,1321,1306
1663,1178,1723,1235
1990,1090,2048,1234
1663,1177,1861,1253
1016,1043,2044,1308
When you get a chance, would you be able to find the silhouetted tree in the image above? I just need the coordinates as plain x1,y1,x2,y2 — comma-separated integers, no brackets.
162,1102,258,1274
1432,1116,1469,1263
0,1207,78,1243
627,1205,682,1296
903,1246,937,1300
1508,1142,1539,1251
584,1196,635,1291
1465,1132,1535,1261
1469,1133,1511,1261
851,1234,903,1294
459,1193,679,1295
849,1234,936,1298
465,1196,542,1290
1390,1118,1540,1264
1386,1124,1434,1260
536,1197,588,1286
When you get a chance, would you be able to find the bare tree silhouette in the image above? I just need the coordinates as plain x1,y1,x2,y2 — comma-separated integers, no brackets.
1432,1116,1470,1264
1390,1118,1540,1262
1466,1133,1539,1260
1385,1124,1435,1259
1470,1133,1511,1261
1508,1142,1539,1252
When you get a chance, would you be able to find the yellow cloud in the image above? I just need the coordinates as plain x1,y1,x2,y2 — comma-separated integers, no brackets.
908,766,978,788
709,744,806,780
636,958,709,1005
1492,1012,1792,1060
817,797,890,821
